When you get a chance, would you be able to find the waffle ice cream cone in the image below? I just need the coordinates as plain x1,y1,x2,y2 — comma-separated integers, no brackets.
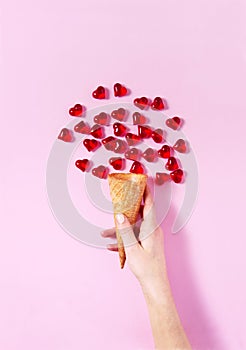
108,173,148,268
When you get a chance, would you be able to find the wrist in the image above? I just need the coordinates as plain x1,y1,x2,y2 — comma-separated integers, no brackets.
140,272,171,304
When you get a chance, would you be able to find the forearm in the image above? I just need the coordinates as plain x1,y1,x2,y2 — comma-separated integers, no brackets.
141,275,191,350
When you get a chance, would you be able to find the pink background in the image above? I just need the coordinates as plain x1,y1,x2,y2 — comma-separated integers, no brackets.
1,0,246,349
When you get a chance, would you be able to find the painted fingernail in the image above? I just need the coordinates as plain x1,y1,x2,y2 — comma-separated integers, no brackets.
116,213,124,224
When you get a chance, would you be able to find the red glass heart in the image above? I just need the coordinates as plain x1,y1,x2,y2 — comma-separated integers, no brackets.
165,157,179,171
92,86,106,99
74,121,90,134
173,139,187,153
94,112,110,125
151,97,165,110
113,122,128,137
170,169,183,183
132,112,147,125
83,139,101,152
92,165,108,179
109,157,125,170
138,125,152,138
111,108,127,121
114,139,128,154
102,136,117,151
125,133,141,146
134,97,149,110
155,172,170,185
69,103,83,117
90,124,105,139
166,117,181,130
75,159,90,172
152,129,164,143
158,145,171,158
125,148,141,161
114,83,127,97
142,148,157,162
58,128,73,142
130,161,145,174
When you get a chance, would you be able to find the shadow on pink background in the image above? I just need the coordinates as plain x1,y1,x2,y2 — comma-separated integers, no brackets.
163,207,227,350
1,0,246,349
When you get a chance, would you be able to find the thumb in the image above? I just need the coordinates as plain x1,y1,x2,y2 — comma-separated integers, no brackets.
115,214,140,253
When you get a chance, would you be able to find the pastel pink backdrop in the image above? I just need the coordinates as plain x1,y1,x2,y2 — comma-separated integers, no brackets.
1,0,246,349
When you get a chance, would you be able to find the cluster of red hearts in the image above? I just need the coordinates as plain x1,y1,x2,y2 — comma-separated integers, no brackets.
58,83,187,185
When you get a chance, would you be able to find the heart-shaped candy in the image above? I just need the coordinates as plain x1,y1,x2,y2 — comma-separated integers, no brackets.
69,104,83,117
113,122,128,137
74,121,90,134
125,148,141,161
114,139,128,153
173,139,187,153
75,159,90,172
58,128,73,142
92,86,106,99
133,97,149,110
152,129,164,143
102,136,117,151
111,108,127,121
170,169,183,183
90,124,105,139
125,133,141,146
92,165,108,179
109,157,125,170
158,145,171,158
138,125,152,138
114,83,127,97
151,97,165,110
165,157,179,171
155,173,170,185
142,148,157,162
166,117,181,130
94,112,110,126
83,139,101,152
130,161,145,174
132,112,147,125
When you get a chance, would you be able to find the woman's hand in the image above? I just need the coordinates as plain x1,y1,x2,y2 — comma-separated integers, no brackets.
101,186,168,291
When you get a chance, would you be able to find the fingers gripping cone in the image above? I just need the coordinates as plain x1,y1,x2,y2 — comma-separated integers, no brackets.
108,173,147,268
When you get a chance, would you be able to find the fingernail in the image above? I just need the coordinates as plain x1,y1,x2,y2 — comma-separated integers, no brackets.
116,213,124,224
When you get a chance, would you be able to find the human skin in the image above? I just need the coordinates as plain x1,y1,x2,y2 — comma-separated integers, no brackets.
101,186,191,350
